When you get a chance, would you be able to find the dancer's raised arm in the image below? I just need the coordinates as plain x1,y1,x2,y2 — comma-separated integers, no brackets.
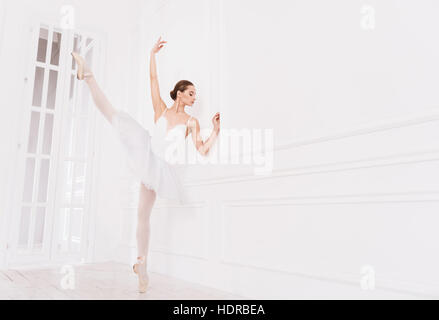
150,37,168,122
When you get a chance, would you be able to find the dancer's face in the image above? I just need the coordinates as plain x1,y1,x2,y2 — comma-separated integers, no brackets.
178,86,196,107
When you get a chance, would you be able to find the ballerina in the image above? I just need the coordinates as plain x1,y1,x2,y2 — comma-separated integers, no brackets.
71,36,220,293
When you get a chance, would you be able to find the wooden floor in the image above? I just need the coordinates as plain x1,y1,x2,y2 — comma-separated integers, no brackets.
0,262,247,300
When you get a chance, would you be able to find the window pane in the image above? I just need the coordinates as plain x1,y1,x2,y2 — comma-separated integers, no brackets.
71,34,81,70
69,74,75,102
76,46,93,115
70,208,83,252
18,207,31,247
42,113,54,154
58,208,70,253
73,117,89,157
74,83,88,115
85,40,93,64
50,31,62,66
33,207,46,248
32,67,45,107
22,158,36,202
73,163,87,203
61,161,74,204
65,117,89,157
37,159,50,202
36,28,48,63
63,118,74,157
27,111,40,154
46,70,58,109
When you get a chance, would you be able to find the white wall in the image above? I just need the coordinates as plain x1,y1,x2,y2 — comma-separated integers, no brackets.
0,1,5,52
128,0,439,299
0,0,7,268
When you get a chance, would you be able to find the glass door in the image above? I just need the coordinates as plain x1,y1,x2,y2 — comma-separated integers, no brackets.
52,32,98,263
7,22,100,267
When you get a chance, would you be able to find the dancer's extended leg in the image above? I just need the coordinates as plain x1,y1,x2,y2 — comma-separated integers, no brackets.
85,76,118,124
71,51,117,123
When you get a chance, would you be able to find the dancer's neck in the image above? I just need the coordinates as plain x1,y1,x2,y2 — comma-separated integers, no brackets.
170,102,186,113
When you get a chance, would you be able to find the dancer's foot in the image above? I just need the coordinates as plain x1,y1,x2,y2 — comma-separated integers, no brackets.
71,51,94,81
132,256,149,293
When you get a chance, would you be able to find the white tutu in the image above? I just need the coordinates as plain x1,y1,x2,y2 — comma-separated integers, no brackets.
111,110,188,204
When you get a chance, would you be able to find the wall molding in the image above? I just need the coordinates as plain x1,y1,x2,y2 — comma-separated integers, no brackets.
181,108,439,187
219,194,439,298
150,248,209,261
0,250,5,270
218,258,439,299
276,108,439,152
119,243,209,262
184,148,439,187
148,201,210,260
219,190,439,207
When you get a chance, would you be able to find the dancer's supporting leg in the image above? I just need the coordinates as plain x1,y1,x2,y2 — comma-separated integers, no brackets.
137,182,156,260
135,182,157,288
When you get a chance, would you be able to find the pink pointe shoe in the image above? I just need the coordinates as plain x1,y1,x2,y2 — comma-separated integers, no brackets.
132,256,149,293
71,51,94,80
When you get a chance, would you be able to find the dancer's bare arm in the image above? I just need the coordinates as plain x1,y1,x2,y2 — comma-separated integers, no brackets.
188,113,220,156
150,37,167,123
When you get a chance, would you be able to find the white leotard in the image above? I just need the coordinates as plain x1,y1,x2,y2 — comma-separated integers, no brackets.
151,108,192,164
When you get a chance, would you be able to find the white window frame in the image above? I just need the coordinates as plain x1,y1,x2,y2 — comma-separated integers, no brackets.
5,17,104,268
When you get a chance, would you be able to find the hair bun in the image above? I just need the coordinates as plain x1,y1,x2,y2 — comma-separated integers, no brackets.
170,80,194,101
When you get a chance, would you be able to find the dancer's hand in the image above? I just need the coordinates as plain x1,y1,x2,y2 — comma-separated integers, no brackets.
212,112,220,132
151,36,167,55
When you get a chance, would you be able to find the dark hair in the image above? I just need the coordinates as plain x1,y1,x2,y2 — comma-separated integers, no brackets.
170,80,194,101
